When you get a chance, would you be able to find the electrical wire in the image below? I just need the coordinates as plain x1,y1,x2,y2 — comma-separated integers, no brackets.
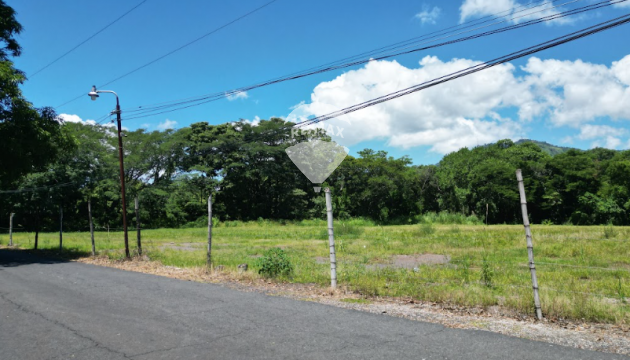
55,0,280,109
29,0,148,78
116,0,626,122
292,13,630,131
115,0,573,114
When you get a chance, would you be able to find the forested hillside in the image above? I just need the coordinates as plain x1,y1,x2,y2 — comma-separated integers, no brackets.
1,118,629,231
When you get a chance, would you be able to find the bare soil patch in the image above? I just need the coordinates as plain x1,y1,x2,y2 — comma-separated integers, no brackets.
367,254,450,269
159,242,203,252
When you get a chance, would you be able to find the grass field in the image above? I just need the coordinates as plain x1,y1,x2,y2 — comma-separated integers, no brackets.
2,220,630,324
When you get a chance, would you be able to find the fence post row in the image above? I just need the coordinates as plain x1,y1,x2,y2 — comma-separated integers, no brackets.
9,213,14,246
88,199,95,256
207,194,212,268
324,187,337,289
59,205,63,251
135,196,142,256
516,169,543,320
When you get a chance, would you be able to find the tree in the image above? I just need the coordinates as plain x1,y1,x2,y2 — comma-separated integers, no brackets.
0,1,72,187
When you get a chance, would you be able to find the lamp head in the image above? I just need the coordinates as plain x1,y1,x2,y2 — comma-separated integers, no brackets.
88,85,99,101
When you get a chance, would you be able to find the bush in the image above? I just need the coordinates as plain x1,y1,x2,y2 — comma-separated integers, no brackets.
256,248,293,278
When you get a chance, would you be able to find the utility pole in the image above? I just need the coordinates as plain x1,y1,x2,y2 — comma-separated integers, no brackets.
115,98,130,259
89,86,130,259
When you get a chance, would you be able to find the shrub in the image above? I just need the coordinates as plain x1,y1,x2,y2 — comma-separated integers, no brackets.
256,248,293,278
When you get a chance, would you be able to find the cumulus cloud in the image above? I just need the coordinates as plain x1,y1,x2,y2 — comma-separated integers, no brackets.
415,5,441,25
58,113,96,125
522,56,630,126
227,91,249,101
287,54,630,153
576,124,627,149
241,115,261,126
157,119,177,130
459,0,576,25
288,56,528,153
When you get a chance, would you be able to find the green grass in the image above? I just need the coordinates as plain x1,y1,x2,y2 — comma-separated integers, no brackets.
2,222,630,324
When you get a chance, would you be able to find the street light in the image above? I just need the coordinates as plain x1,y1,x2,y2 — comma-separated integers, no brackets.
88,85,130,259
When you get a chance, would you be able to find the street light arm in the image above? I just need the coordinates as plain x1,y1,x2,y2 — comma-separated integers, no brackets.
96,89,119,101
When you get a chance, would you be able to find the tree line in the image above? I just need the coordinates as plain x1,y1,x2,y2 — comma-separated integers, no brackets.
1,118,629,233
1,0,628,232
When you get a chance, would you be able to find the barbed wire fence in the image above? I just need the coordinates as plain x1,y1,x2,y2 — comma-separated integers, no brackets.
1,172,628,321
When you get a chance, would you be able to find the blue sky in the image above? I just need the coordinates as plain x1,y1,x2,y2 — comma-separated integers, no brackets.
8,0,630,164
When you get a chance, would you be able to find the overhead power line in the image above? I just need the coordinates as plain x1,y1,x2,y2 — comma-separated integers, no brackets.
56,0,279,109
30,0,148,78
115,0,578,118
115,0,624,122
292,13,630,130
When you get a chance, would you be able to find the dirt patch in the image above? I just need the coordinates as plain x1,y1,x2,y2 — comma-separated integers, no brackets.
367,254,450,269
159,242,203,252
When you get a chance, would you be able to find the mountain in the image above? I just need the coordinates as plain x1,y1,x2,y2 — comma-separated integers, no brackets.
515,139,574,156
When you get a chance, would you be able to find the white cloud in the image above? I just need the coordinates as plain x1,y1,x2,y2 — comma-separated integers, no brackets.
241,115,261,126
58,113,96,126
415,5,441,25
591,136,622,149
288,54,630,154
227,91,249,101
577,124,627,149
522,56,630,126
157,119,177,130
288,56,528,154
459,0,576,25
614,1,630,8
577,124,626,140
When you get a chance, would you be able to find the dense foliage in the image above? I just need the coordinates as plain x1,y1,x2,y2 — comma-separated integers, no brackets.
1,118,629,232
0,0,72,187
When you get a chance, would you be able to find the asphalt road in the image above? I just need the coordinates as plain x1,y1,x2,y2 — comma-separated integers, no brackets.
0,249,626,360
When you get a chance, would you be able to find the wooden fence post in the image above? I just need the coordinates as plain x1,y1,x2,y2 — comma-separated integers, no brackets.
59,205,63,251
88,199,95,256
516,169,543,320
9,213,14,246
135,196,142,256
207,194,212,268
324,187,337,289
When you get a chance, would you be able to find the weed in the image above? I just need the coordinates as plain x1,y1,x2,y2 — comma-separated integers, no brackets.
256,248,293,278
603,223,618,239
480,256,494,288
416,223,435,237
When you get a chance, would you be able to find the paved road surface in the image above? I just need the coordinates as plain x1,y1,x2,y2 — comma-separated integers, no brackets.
0,249,626,359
